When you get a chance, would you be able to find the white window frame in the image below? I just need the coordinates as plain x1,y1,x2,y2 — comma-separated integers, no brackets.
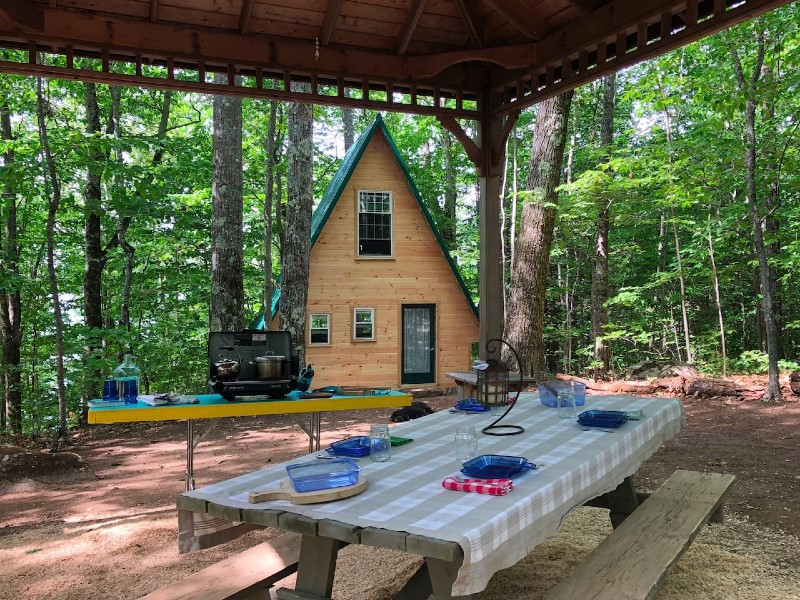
309,313,331,345
356,190,393,258
353,307,375,341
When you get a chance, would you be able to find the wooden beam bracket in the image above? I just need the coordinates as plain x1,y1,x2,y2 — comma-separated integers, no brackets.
438,115,480,167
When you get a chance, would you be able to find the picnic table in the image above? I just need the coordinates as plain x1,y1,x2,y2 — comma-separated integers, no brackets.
88,391,411,491
177,393,687,598
445,370,537,401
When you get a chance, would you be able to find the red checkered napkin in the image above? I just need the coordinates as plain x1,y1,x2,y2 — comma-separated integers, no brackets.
442,476,514,496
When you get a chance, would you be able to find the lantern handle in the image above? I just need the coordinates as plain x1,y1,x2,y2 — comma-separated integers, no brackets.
481,338,525,437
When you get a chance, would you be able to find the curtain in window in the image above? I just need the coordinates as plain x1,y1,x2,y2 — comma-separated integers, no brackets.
403,307,430,374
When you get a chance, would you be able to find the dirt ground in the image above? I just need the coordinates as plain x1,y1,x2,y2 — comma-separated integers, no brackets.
1,379,799,599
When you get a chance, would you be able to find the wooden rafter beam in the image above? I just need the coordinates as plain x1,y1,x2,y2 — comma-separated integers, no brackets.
319,0,344,45
454,0,483,48
564,0,599,14
238,0,256,34
485,0,541,39
0,7,484,90
394,0,428,55
493,0,792,115
407,43,536,77
149,0,158,21
0,59,482,119
0,0,44,32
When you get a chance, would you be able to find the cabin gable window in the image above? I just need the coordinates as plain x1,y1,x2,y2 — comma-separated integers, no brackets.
357,190,393,257
309,313,330,345
353,307,375,341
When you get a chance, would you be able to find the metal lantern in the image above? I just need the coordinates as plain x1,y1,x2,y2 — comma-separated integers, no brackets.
480,338,525,437
476,358,510,413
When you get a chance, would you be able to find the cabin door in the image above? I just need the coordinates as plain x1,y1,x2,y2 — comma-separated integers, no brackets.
401,304,435,385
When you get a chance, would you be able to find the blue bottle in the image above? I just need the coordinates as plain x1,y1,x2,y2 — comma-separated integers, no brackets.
297,364,314,392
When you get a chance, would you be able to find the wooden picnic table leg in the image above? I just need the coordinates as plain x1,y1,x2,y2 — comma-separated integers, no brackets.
426,556,481,599
276,535,340,600
604,476,640,528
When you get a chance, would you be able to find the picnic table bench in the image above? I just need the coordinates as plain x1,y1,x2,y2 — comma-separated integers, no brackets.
445,371,537,401
544,469,735,600
139,532,301,600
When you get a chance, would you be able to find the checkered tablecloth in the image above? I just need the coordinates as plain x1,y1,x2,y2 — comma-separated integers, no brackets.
179,394,685,596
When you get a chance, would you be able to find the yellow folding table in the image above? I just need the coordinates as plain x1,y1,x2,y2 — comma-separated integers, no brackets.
88,391,411,490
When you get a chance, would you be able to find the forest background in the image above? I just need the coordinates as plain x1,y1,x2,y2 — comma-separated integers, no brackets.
0,4,798,437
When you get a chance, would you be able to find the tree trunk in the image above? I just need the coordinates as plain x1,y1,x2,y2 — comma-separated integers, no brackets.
36,76,68,442
82,84,119,413
761,66,783,359
504,91,574,379
210,75,245,333
263,100,279,330
83,82,105,338
730,41,781,401
591,74,615,379
0,101,22,433
707,215,728,377
671,205,693,363
342,103,354,152
440,129,457,247
281,83,314,365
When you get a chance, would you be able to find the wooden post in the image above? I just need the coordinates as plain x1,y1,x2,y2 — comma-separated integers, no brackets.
440,89,517,362
478,96,506,360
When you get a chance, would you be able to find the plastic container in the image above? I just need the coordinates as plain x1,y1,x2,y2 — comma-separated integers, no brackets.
577,410,629,428
461,455,536,479
113,353,141,405
326,436,371,457
369,424,391,463
286,458,360,493
537,380,586,408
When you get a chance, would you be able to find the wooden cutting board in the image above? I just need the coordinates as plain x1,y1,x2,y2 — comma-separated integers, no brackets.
248,476,367,505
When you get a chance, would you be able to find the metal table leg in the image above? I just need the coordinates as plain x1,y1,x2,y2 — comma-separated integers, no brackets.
185,418,218,492
299,412,323,453
186,419,195,491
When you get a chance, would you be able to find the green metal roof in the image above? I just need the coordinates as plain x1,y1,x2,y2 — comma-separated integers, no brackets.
251,114,479,329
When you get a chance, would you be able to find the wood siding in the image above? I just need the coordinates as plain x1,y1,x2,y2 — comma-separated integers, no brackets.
305,131,479,390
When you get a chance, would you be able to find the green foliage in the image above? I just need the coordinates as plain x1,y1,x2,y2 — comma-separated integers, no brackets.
2,2,800,432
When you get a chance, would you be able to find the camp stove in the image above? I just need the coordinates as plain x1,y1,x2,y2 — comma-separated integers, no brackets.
208,330,299,400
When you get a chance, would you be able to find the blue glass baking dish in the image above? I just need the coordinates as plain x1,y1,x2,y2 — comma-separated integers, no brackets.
454,398,490,412
286,458,361,492
325,436,371,457
577,409,629,428
461,455,536,479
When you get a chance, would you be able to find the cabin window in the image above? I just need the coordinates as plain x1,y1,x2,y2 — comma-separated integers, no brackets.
309,313,330,345
357,190,392,257
353,307,375,340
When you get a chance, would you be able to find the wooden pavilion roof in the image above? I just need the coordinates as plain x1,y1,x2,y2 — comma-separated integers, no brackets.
0,0,792,120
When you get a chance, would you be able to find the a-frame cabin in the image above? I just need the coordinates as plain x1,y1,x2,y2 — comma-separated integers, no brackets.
260,115,479,390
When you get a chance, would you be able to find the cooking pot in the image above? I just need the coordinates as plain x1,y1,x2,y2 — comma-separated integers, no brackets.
214,355,240,380
252,353,285,379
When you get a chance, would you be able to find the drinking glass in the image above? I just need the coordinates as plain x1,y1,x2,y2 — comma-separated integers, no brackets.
369,424,391,463
102,379,118,402
557,392,577,419
454,425,478,463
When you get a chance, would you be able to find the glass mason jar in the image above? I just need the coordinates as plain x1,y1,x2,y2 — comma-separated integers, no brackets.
454,425,478,463
369,424,391,463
